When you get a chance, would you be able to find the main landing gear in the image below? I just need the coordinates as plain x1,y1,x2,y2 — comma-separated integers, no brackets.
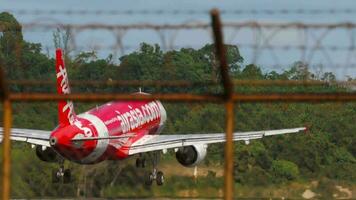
52,160,71,183
145,169,164,186
136,156,146,168
136,152,164,186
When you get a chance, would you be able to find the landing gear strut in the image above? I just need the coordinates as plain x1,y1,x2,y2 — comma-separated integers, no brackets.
52,160,71,183
144,152,164,186
136,155,146,168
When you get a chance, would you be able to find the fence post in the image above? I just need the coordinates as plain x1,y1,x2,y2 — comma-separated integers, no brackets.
211,9,235,200
0,66,12,200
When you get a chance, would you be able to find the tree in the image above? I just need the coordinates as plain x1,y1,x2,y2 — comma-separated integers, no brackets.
283,61,314,80
321,72,336,82
239,64,263,79
271,160,299,182
53,27,74,58
0,12,24,79
0,12,23,57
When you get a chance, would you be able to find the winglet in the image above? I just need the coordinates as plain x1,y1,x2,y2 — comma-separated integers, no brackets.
55,49,76,125
304,124,311,134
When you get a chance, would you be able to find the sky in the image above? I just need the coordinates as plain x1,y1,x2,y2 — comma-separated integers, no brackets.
2,0,356,79
3,0,356,23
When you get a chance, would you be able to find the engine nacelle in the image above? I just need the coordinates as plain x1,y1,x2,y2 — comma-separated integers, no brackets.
35,146,60,163
175,144,207,167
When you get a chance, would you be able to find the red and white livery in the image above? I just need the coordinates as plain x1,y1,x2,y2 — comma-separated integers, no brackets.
0,49,306,185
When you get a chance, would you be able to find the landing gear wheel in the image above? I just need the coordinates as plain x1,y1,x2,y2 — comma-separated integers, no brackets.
52,169,60,183
156,171,164,186
145,172,154,186
63,169,71,183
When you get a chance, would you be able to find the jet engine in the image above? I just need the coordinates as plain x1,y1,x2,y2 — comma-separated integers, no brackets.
35,146,60,162
175,145,207,167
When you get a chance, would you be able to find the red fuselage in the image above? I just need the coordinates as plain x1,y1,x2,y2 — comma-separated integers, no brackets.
50,100,167,164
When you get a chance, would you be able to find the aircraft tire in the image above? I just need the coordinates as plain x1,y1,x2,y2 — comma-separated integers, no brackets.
156,171,164,186
52,169,60,183
145,172,154,186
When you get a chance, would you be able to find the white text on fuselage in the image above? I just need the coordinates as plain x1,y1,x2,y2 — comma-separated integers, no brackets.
104,102,161,133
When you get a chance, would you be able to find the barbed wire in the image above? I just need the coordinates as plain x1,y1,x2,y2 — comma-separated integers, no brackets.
19,22,356,30
4,9,356,16
1,20,356,79
38,44,356,52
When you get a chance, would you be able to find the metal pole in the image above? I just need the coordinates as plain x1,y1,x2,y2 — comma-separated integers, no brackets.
1,99,12,200
1,66,11,200
211,9,234,99
9,93,223,103
232,93,356,102
7,92,356,103
224,100,234,200
211,9,235,200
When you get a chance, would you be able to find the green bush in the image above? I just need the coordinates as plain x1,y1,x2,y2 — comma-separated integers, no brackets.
271,160,299,182
235,166,270,186
324,163,356,181
333,147,356,163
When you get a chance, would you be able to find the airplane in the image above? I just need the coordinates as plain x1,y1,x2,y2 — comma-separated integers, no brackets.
0,48,306,185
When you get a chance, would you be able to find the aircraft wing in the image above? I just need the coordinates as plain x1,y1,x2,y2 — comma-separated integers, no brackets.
128,127,306,155
0,127,51,147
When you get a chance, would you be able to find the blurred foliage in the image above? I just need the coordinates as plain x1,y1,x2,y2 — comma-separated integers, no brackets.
271,160,300,182
0,12,355,198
